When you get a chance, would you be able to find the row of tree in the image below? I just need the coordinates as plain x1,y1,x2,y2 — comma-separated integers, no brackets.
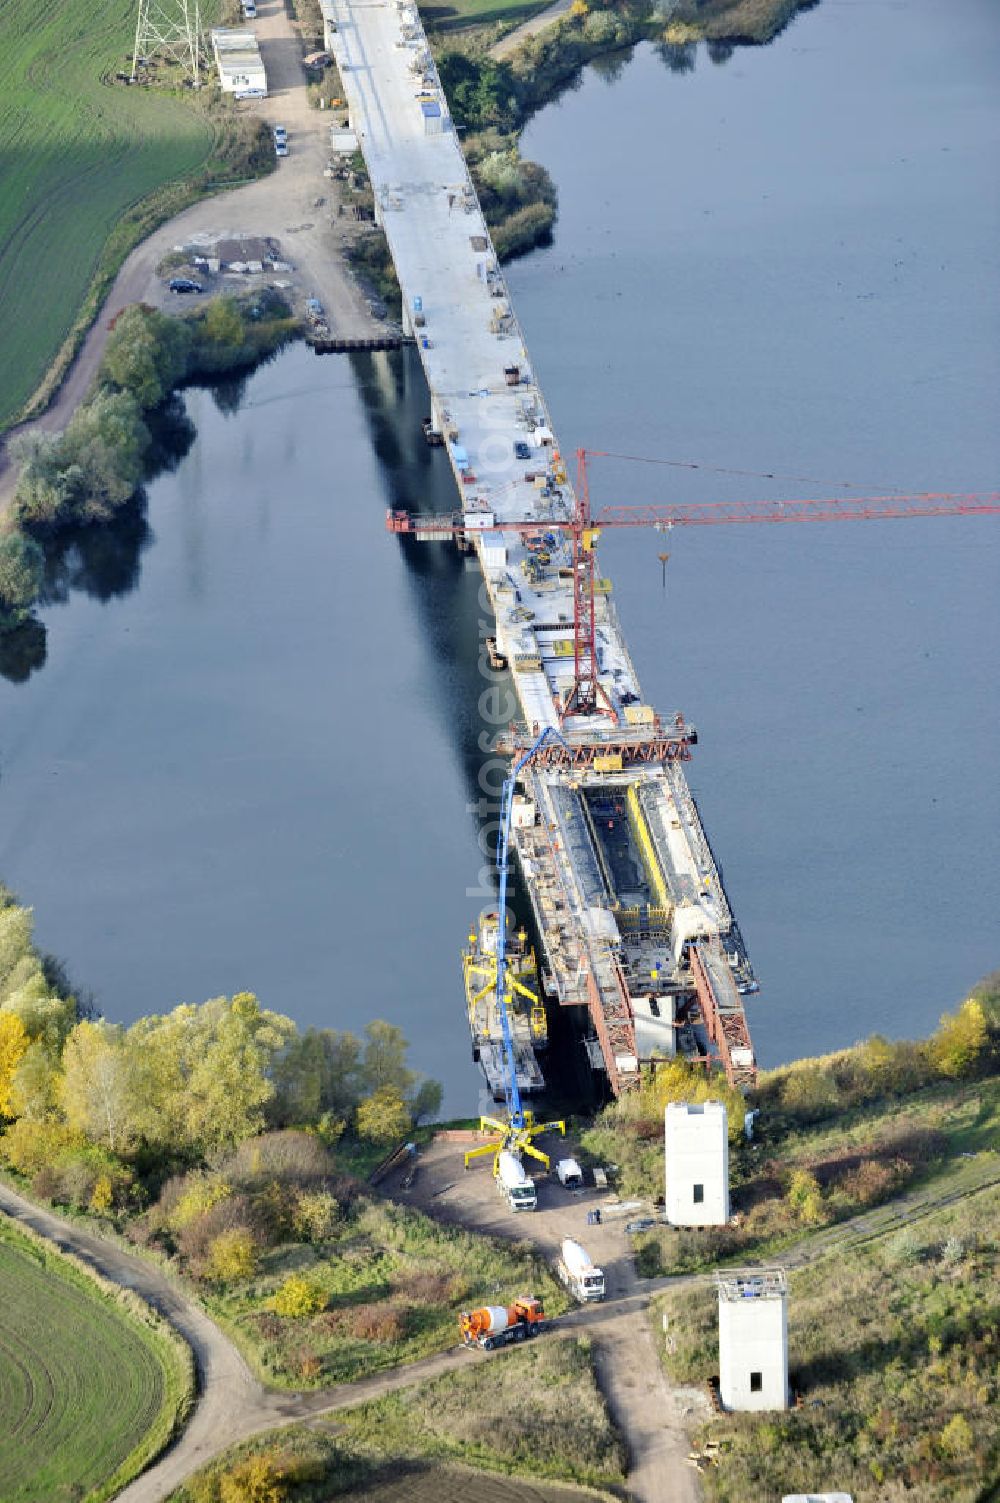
0,887,440,1211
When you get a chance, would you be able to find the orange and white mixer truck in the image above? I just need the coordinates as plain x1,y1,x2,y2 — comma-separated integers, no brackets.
460,1296,547,1351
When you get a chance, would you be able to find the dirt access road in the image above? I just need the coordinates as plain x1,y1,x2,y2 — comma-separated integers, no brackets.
489,0,574,60
0,0,377,510
390,1134,705,1503
0,1148,702,1503
5,1142,994,1501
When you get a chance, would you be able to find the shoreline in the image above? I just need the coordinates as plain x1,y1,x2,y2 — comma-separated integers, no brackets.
0,0,818,509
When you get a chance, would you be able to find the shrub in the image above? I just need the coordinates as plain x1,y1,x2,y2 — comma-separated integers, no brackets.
170,1174,234,1230
219,1453,286,1503
89,1173,114,1214
938,1412,974,1459
224,1130,335,1188
207,1228,259,1283
292,1189,339,1242
780,1061,840,1120
270,1275,327,1318
346,1303,407,1342
931,999,988,1078
176,1194,260,1271
397,1269,453,1304
786,1168,826,1226
837,1157,906,1208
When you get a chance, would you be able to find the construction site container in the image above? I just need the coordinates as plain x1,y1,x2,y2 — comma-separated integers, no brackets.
421,99,444,134
211,28,267,97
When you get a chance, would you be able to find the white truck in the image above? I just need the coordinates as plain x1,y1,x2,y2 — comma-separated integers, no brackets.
496,1150,537,1211
556,1157,584,1189
557,1238,605,1302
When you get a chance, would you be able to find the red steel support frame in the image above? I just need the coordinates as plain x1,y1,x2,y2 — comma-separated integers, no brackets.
689,943,757,1090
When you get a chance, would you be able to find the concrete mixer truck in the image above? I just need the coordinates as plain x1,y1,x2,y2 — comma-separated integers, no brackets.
556,1238,605,1302
460,1296,547,1351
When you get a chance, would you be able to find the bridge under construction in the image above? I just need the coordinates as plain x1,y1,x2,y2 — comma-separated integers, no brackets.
325,0,998,1097
324,0,764,1092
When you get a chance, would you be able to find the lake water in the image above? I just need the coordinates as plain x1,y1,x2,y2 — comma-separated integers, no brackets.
1,0,997,1107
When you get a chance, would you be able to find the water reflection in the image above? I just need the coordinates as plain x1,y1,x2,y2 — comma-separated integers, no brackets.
349,347,493,816
656,41,697,75
0,619,47,684
587,48,634,87
39,498,152,610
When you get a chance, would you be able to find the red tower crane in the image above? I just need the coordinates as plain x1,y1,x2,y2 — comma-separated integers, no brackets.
387,448,999,724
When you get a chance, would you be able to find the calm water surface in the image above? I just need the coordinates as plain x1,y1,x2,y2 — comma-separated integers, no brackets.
1,0,997,1103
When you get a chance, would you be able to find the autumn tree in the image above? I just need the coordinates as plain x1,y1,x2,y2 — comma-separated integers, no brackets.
58,1020,136,1151
9,1042,61,1121
126,994,296,1156
100,306,191,410
359,1020,415,1096
271,1027,362,1125
0,1011,30,1116
356,1084,412,1145
182,993,296,1153
0,534,44,628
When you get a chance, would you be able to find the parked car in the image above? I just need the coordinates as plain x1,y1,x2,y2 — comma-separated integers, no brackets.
273,125,287,143
168,277,202,294
513,440,531,461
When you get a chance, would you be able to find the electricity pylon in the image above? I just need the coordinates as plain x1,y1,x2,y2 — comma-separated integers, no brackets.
131,0,203,85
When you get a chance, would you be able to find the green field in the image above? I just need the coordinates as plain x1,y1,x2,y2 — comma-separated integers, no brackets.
0,1218,190,1503
0,0,217,430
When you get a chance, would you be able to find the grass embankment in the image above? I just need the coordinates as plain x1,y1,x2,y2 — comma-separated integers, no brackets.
581,979,1000,1276
0,0,271,432
0,1215,192,1503
169,1337,625,1501
654,1179,1000,1502
628,1073,1000,1276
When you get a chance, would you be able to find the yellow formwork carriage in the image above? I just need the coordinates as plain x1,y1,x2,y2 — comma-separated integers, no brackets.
625,784,674,914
